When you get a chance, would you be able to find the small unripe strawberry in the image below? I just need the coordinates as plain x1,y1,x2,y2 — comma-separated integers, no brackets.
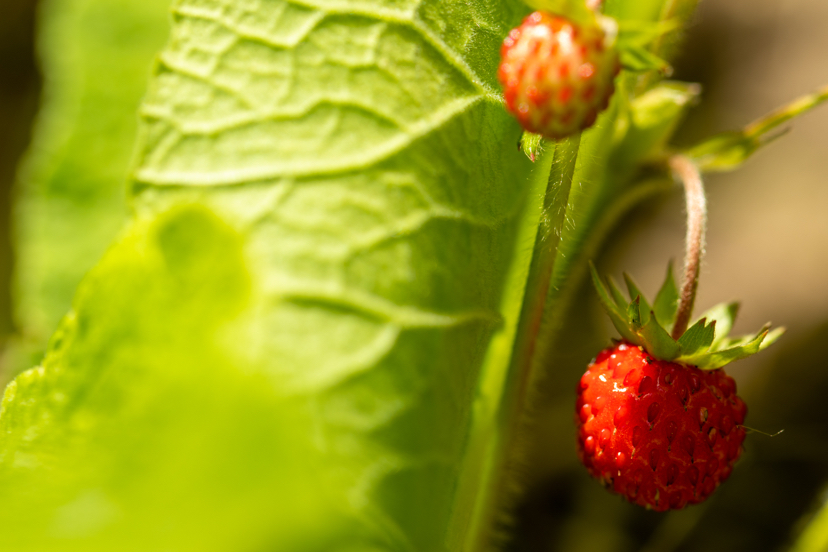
576,342,746,511
498,11,620,139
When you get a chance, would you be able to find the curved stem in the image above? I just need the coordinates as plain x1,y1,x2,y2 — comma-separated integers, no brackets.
669,154,706,339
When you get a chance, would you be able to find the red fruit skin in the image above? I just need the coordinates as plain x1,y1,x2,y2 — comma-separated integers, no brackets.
498,12,619,139
575,342,747,511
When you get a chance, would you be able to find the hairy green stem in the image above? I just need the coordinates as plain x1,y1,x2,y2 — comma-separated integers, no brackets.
503,134,581,423
487,134,580,549
669,154,706,339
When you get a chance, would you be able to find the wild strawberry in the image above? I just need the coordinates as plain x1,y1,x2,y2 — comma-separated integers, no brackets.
576,342,747,511
498,11,619,139
579,264,783,510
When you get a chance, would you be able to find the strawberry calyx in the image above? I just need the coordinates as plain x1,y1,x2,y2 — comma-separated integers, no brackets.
590,261,784,370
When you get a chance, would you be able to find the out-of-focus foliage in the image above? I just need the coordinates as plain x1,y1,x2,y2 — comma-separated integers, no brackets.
687,85,828,172
8,0,169,373
0,206,352,550
792,492,828,552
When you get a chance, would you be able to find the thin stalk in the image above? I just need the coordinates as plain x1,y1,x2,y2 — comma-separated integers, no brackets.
500,134,581,429
669,154,706,339
464,133,580,552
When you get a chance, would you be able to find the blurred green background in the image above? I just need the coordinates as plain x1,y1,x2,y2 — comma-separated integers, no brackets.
1,0,827,550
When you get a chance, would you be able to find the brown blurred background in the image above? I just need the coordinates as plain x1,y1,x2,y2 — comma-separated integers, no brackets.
0,0,39,341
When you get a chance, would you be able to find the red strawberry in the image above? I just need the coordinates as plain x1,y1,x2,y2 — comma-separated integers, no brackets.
582,265,782,509
576,341,746,511
498,11,619,139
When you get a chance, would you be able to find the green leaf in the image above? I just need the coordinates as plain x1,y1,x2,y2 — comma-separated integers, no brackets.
677,317,715,358
1,0,539,548
687,84,828,172
652,261,679,328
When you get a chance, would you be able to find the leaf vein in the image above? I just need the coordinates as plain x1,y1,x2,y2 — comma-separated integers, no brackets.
135,95,494,186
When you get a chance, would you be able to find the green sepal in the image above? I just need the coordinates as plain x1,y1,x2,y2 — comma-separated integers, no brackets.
520,131,545,162
687,84,828,172
590,263,640,344
698,301,739,349
720,332,758,350
590,262,782,370
638,310,681,360
607,275,629,311
652,261,679,329
677,318,716,358
687,327,770,370
759,326,786,351
624,273,651,324
628,296,643,329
